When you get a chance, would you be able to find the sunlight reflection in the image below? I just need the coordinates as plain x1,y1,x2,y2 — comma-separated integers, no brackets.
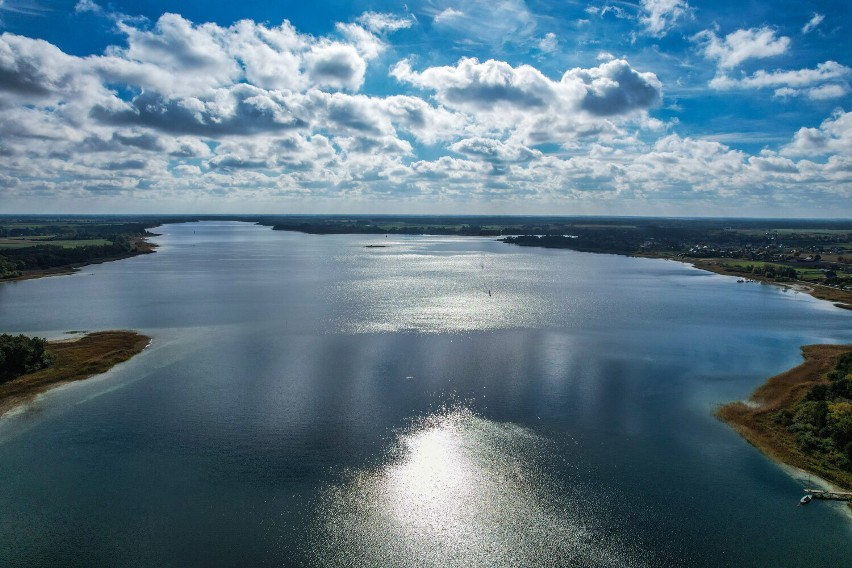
331,241,561,333
308,408,650,567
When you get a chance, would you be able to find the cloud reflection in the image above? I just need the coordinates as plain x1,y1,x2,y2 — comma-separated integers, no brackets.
307,408,649,567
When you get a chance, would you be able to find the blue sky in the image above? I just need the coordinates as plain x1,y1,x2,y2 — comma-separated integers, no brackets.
0,0,849,216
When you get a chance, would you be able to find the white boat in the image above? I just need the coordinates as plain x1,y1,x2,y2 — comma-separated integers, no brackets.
800,494,813,505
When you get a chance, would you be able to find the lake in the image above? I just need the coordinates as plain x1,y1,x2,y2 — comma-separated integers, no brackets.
0,221,850,567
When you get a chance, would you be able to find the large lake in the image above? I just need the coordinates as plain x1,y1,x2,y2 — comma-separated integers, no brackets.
0,221,850,567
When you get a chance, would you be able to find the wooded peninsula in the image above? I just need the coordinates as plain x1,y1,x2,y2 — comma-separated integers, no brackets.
0,331,150,418
718,345,852,492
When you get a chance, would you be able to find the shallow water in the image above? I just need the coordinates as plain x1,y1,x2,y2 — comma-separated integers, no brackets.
0,221,850,567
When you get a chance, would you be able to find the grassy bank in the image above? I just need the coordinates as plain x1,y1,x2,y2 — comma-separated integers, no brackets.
0,331,150,417
717,344,852,490
686,258,852,310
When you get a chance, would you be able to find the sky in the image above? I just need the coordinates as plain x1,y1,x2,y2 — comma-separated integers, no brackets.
0,0,849,216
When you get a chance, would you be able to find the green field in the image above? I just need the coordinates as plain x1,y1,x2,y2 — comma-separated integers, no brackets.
0,238,111,249
734,229,852,236
713,259,833,282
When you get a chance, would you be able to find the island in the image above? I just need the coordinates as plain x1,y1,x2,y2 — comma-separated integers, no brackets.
717,345,852,492
0,331,150,418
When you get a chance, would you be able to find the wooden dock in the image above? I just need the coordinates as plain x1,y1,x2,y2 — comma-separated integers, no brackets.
804,489,852,501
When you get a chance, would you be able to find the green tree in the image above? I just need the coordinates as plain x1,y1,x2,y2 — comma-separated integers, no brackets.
0,334,54,383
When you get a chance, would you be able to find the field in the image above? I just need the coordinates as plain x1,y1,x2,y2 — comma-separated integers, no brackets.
0,238,112,249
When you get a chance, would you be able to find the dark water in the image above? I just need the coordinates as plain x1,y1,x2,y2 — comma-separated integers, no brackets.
0,221,850,567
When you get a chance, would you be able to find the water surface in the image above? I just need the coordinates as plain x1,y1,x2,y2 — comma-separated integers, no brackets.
0,221,850,567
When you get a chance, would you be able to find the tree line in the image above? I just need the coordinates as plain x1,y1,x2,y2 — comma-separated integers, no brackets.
0,334,53,383
776,352,852,472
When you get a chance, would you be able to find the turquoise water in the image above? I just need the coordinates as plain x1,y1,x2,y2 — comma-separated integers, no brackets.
0,221,849,567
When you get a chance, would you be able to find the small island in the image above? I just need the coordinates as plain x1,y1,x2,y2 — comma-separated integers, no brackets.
717,345,852,491
0,331,150,417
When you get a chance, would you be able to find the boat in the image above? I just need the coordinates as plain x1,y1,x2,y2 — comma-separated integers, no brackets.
800,494,813,505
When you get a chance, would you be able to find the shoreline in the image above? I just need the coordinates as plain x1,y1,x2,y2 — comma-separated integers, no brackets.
0,235,157,284
680,257,852,310
630,252,852,310
4,222,850,312
717,344,852,493
0,331,150,418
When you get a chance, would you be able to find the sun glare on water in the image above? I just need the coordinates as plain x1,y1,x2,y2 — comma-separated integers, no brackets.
306,408,650,567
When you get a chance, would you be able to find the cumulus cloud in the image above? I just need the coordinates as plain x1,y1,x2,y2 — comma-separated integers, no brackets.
304,43,366,91
0,33,100,99
693,27,790,69
450,137,541,163
796,83,848,100
392,57,555,111
0,7,848,212
565,59,663,116
114,13,242,92
91,86,310,136
392,57,661,118
782,111,852,157
538,32,557,53
640,0,690,37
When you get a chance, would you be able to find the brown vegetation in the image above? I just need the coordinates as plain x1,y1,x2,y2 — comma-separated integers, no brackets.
0,331,150,417
717,344,852,490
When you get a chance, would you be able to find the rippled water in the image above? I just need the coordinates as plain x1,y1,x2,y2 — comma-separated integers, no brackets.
0,221,850,567
309,407,650,568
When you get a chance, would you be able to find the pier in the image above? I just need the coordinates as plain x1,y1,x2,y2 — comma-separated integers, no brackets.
804,489,852,501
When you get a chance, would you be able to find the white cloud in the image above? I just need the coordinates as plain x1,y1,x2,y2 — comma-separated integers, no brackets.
304,43,366,91
774,83,848,101
710,61,850,89
355,11,415,33
802,13,824,34
0,9,849,212
782,111,852,157
450,137,541,163
599,5,629,20
709,61,851,100
747,155,798,174
391,57,556,111
428,0,536,46
74,0,101,14
800,83,848,100
392,57,661,149
433,8,464,24
693,27,790,69
111,13,243,95
392,57,661,117
538,32,557,53
225,20,306,91
640,0,690,37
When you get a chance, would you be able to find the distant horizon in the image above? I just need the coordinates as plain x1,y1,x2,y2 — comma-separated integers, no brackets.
3,212,852,223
